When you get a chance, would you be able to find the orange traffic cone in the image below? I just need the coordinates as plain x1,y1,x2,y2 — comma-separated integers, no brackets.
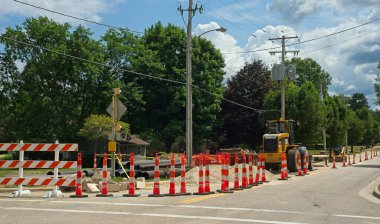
124,152,140,197
296,151,304,176
193,153,209,195
180,154,191,195
278,153,288,180
96,153,113,197
148,154,164,197
231,153,243,190
70,152,88,198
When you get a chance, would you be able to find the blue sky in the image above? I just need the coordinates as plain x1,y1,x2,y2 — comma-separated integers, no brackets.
1,0,380,106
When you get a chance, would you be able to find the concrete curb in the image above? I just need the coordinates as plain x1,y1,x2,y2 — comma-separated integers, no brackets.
373,185,380,199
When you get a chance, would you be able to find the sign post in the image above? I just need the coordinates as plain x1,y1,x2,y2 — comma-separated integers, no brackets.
106,88,126,178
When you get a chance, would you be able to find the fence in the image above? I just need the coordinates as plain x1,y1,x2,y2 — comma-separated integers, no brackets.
0,140,77,197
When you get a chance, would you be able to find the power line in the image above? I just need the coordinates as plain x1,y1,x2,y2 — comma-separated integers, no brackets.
222,18,380,54
217,0,267,34
12,0,144,34
232,0,272,26
0,35,269,113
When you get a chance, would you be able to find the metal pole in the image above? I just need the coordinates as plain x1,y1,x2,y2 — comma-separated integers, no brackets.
53,139,59,196
320,83,327,153
186,0,193,166
18,140,24,195
111,94,116,178
280,35,285,119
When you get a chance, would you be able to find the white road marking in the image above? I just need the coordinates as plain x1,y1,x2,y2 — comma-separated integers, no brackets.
333,214,380,220
0,206,306,224
140,213,306,224
1,199,380,221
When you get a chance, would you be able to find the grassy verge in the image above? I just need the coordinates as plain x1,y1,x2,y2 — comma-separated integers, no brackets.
0,168,76,177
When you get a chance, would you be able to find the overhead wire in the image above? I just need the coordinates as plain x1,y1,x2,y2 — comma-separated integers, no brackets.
0,35,271,113
222,18,380,54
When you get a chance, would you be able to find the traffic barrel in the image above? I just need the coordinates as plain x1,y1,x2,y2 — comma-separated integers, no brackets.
204,153,215,194
342,152,347,167
261,155,269,183
296,151,304,176
248,154,256,186
93,153,97,170
278,153,288,180
240,153,250,188
180,154,191,195
217,153,233,193
348,153,351,165
123,152,140,197
303,151,309,174
70,152,88,198
255,155,263,184
231,153,243,190
96,153,113,197
193,153,209,195
332,152,337,169
148,154,164,197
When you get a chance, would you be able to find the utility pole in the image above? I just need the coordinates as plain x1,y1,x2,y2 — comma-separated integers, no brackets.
269,35,299,119
178,0,203,166
320,83,327,153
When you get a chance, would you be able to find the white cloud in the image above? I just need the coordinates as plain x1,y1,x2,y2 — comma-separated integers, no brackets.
194,22,245,80
0,0,126,24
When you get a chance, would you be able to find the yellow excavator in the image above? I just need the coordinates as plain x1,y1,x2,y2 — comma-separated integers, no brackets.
261,118,313,172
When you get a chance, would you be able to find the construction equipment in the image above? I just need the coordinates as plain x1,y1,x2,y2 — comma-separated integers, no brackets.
261,118,313,172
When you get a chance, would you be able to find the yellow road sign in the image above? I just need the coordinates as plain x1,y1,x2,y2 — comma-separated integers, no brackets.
108,141,116,152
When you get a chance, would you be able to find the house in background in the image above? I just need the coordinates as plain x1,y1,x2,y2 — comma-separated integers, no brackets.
117,135,150,157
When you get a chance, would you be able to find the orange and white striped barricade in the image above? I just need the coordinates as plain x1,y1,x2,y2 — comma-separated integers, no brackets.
166,153,181,196
93,153,97,170
193,153,209,195
231,153,243,190
70,152,88,198
303,151,309,174
248,154,256,187
261,155,270,183
296,151,304,176
204,153,215,194
149,154,164,197
0,140,77,198
278,153,288,180
96,153,113,197
255,155,263,184
342,152,347,167
180,154,191,195
123,152,140,197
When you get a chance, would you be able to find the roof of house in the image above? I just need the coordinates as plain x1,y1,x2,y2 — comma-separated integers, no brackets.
122,135,150,146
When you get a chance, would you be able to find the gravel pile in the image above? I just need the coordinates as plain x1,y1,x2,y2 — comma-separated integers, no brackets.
175,164,276,185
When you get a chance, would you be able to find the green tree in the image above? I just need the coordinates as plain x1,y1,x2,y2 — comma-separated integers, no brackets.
288,58,331,97
349,93,368,111
347,110,364,150
325,96,349,147
78,114,130,140
374,62,380,105
0,17,120,142
131,22,225,152
220,60,273,148
295,82,325,145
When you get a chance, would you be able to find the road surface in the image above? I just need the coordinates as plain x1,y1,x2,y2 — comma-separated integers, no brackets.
0,154,379,224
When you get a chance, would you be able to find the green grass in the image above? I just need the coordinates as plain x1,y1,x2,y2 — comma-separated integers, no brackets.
0,154,13,160
0,168,76,177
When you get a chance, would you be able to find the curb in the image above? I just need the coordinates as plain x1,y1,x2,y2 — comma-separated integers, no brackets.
373,185,380,199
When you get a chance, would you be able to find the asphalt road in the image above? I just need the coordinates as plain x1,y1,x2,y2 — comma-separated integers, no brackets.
0,154,379,224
